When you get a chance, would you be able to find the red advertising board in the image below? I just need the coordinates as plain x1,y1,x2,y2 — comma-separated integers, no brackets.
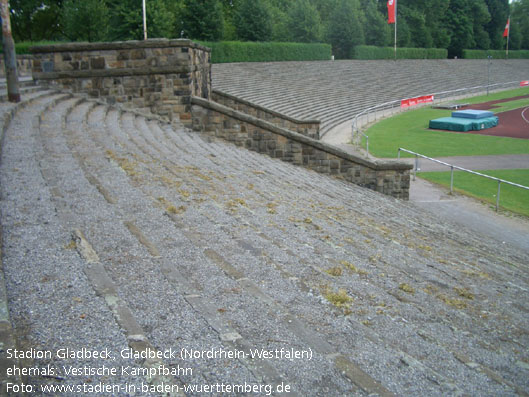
521,81,529,87
401,95,434,109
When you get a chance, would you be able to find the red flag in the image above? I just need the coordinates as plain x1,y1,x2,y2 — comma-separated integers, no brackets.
503,18,510,38
387,0,396,24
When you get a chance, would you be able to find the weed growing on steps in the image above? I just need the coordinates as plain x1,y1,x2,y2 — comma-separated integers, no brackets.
322,286,353,314
226,198,247,212
267,202,277,214
399,283,415,294
324,266,343,277
166,205,186,215
340,260,368,275
454,287,475,300
157,175,183,189
64,240,76,250
439,294,468,309
157,197,186,215
105,150,139,177
460,268,492,280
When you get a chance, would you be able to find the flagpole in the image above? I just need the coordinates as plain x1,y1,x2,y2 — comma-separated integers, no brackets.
394,0,397,61
142,0,147,40
506,15,510,59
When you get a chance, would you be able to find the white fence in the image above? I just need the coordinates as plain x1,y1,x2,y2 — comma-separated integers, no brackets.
398,148,529,212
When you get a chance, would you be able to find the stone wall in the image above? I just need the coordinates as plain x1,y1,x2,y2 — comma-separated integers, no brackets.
0,55,33,77
30,39,211,124
27,39,412,199
212,90,320,139
191,96,411,199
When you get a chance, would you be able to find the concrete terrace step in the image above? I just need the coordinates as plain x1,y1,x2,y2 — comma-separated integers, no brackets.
212,59,529,134
1,91,528,395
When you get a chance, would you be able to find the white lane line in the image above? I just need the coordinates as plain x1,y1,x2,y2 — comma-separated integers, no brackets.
522,107,529,124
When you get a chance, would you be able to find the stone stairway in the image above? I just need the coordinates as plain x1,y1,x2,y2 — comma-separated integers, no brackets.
1,90,528,396
212,59,529,137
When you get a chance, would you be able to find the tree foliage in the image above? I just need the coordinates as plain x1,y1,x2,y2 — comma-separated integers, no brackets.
10,0,63,41
326,0,364,59
234,0,272,42
182,0,224,41
8,0,525,56
362,0,390,47
511,0,529,50
286,0,322,43
61,0,109,42
106,0,175,41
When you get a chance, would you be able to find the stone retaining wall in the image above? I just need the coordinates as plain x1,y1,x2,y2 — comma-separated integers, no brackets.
191,96,411,199
0,55,33,77
30,39,210,124
212,90,320,139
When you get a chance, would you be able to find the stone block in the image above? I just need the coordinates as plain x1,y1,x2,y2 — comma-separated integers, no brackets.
90,57,106,69
130,49,146,59
108,61,125,68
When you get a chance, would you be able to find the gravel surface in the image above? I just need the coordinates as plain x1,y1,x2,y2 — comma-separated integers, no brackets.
1,90,528,396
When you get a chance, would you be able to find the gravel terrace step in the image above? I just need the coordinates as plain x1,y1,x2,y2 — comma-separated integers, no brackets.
1,91,528,396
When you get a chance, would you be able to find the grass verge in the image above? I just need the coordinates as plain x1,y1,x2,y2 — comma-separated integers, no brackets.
418,169,529,217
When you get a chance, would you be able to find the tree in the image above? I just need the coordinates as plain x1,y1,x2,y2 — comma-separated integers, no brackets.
444,0,474,58
471,0,491,50
268,4,289,41
511,0,529,49
326,0,364,58
403,7,432,48
361,0,389,47
508,21,522,50
10,0,63,41
425,0,451,49
219,0,237,40
107,0,175,41
235,0,272,41
484,0,509,49
182,0,224,41
286,0,322,43
396,17,411,48
61,0,109,42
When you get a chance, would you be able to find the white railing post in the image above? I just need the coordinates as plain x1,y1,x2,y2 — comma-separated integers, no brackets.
496,180,501,211
450,166,454,194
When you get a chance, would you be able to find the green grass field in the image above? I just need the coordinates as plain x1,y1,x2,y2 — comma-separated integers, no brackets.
461,88,529,105
363,87,529,158
419,169,529,217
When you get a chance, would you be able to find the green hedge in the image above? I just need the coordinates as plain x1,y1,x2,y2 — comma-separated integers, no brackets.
462,49,529,59
199,41,332,63
353,45,447,59
0,41,60,54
